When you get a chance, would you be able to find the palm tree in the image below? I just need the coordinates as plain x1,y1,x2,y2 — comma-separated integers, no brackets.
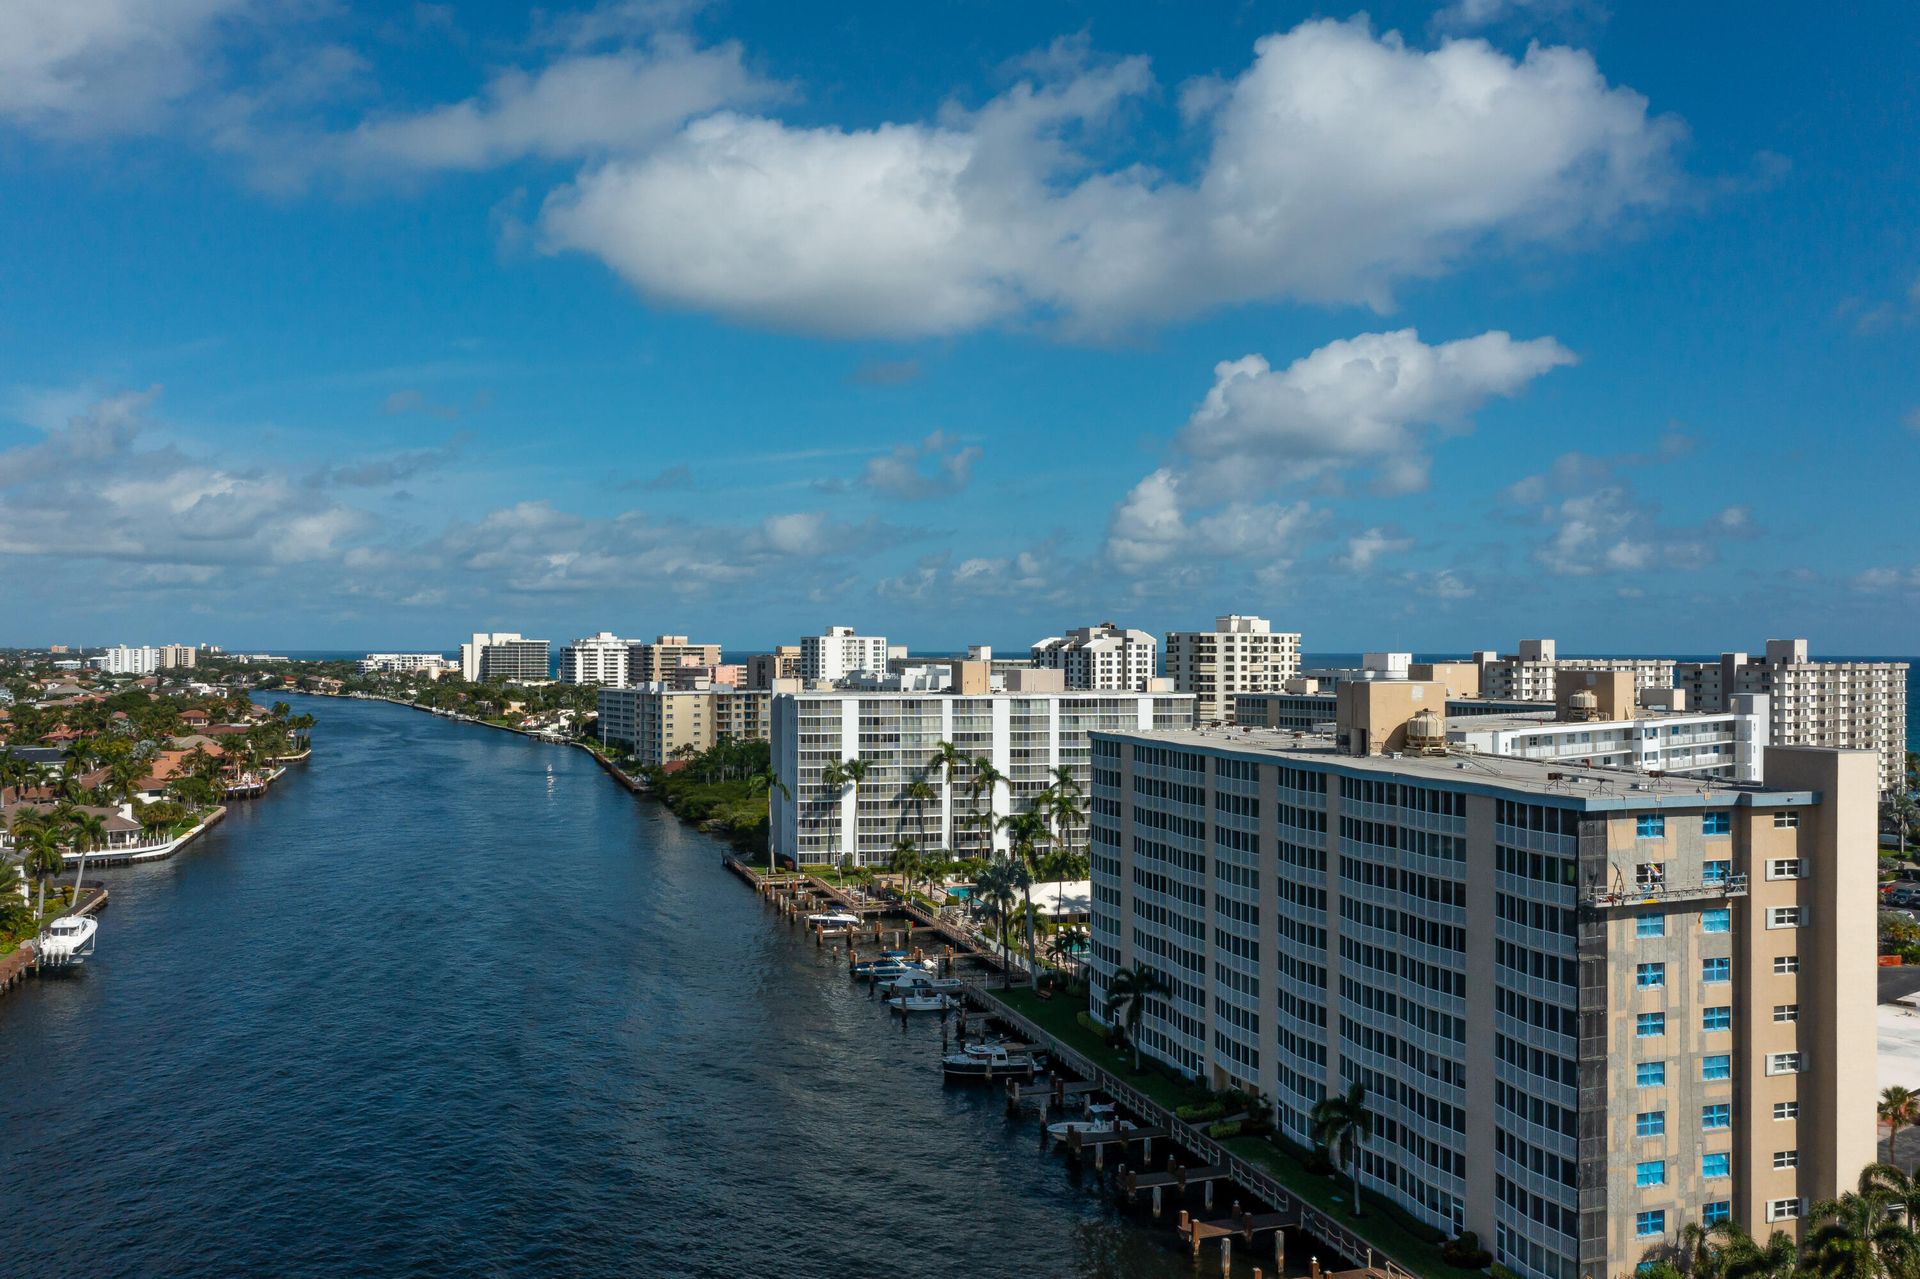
973,859,1020,989
1311,1082,1375,1216
1801,1188,1917,1279
1882,1087,1919,1169
999,807,1049,976
21,827,63,919
748,766,791,876
64,809,107,858
1047,924,1089,986
1707,1221,1799,1279
888,838,924,897
903,777,936,849
969,758,1006,856
841,758,871,868
1858,1161,1920,1224
1103,962,1168,1071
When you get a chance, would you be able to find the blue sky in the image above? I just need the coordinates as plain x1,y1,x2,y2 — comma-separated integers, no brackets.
2,0,1916,654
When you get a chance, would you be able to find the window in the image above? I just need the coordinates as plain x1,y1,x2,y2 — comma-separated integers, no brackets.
1705,1201,1732,1226
1768,907,1803,929
1703,1104,1732,1130
1703,1056,1732,1082
1703,957,1731,983
1638,1061,1667,1087
1703,1006,1732,1032
1636,1210,1667,1238
1775,955,1800,975
1774,812,1800,829
1637,1013,1666,1037
1767,1198,1802,1223
1767,1052,1804,1076
1774,1101,1800,1121
1637,962,1667,989
1704,859,1731,884
1775,1004,1800,1023
1638,915,1667,938
1637,1160,1668,1188
1704,909,1731,934
1638,815,1667,838
1703,1153,1731,1179
1637,1111,1667,1138
1774,1150,1799,1169
1637,862,1667,888
1769,859,1804,880
1703,812,1731,836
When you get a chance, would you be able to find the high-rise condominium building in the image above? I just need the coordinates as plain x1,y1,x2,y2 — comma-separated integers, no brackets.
156,644,196,669
1476,639,1674,702
1677,640,1909,796
558,632,632,686
1087,681,1874,1279
627,635,723,685
459,632,549,682
747,646,801,689
799,626,888,683
358,653,455,675
1165,615,1301,724
1029,622,1158,691
770,689,1194,867
596,685,771,766
100,645,159,675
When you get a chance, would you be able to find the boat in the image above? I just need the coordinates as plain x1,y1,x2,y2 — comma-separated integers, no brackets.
942,1042,1043,1080
878,969,962,994
852,954,929,980
1046,1102,1135,1143
36,915,97,968
885,991,954,1014
806,911,862,929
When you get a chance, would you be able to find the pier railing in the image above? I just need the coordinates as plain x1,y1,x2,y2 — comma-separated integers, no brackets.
965,981,1420,1279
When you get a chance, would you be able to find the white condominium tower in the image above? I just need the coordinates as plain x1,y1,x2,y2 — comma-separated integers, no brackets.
770,689,1194,867
1676,639,1908,796
1087,681,1874,1279
458,632,550,682
1165,614,1301,724
1029,622,1158,691
558,632,632,686
100,645,159,675
1476,639,1675,702
799,625,888,683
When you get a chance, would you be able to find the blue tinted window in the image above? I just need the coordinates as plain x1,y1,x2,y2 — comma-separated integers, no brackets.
1637,1061,1666,1086
1637,962,1666,989
1637,1160,1667,1187
1636,1210,1666,1238
1703,1056,1732,1082
1637,915,1666,938
1636,1111,1666,1137
1704,859,1731,884
1637,1013,1666,1037
1703,1104,1731,1129
1703,812,1731,836
1638,815,1666,838
1702,957,1730,983
1703,1006,1731,1032
1703,1153,1730,1179
1703,909,1731,934
1704,1201,1732,1225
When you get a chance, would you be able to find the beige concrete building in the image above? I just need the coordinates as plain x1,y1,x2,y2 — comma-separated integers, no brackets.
747,646,801,689
1677,640,1908,796
627,635,722,685
1476,639,1675,702
1165,614,1301,725
157,644,197,669
1088,682,1875,1279
596,684,770,766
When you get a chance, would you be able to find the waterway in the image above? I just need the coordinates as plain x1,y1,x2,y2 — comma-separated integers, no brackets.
0,693,1212,1278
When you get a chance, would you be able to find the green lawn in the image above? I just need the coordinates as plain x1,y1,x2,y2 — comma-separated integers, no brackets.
985,986,1215,1112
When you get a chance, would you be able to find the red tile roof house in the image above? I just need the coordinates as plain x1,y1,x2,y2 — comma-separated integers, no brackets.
180,710,211,726
0,801,148,855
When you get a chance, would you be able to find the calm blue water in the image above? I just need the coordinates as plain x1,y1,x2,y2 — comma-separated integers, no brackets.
0,694,1201,1278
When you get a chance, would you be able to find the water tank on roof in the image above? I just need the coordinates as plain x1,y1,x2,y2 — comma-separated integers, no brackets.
1407,707,1448,755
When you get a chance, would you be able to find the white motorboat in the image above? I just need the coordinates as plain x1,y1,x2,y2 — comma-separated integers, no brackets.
878,968,962,994
1047,1102,1134,1143
36,914,97,968
942,1042,1043,1080
885,991,953,1014
806,911,862,929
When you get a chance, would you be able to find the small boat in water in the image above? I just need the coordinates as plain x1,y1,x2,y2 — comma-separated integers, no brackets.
942,1042,1043,1080
807,911,862,929
877,968,961,994
886,991,953,1014
36,914,97,968
1046,1102,1134,1143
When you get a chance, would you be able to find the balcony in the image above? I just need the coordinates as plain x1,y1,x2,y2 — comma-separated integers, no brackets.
1583,873,1748,909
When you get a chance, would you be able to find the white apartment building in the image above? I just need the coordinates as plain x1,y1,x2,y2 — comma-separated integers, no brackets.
1089,682,1875,1279
358,653,456,675
1030,622,1158,691
1450,698,1770,783
799,625,889,683
1165,615,1301,725
770,690,1194,867
558,632,632,687
99,645,159,675
458,632,550,682
1476,639,1675,702
1677,639,1909,796
157,644,196,669
597,685,771,766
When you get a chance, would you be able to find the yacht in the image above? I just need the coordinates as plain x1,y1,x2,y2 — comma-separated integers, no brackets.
942,1041,1043,1080
885,991,954,1014
878,969,962,994
36,915,97,968
1047,1101,1134,1143
806,910,862,929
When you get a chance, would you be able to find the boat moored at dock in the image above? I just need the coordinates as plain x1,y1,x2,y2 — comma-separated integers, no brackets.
35,915,97,969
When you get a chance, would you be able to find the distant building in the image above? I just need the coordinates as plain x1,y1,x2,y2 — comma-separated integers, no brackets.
799,626,888,683
1164,615,1301,724
1030,622,1157,691
459,632,549,683
558,632,632,686
627,635,723,685
670,657,743,690
597,685,771,766
100,645,159,675
359,653,456,676
157,644,196,669
1476,639,1674,702
747,646,801,689
771,689,1194,867
1677,639,1909,796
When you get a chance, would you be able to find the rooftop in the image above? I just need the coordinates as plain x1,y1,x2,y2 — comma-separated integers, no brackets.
1445,707,1741,733
1093,724,1810,808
